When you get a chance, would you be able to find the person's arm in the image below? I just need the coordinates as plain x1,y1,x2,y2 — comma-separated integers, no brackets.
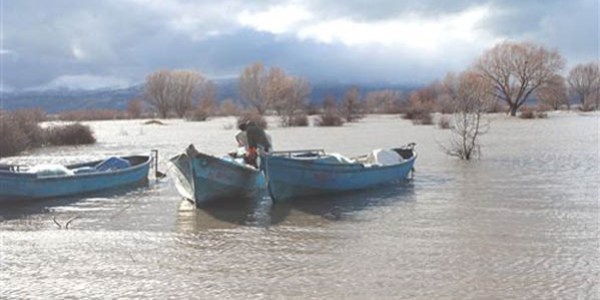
266,132,273,150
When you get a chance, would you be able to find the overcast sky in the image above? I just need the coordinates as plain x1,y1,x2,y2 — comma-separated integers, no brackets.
0,0,598,91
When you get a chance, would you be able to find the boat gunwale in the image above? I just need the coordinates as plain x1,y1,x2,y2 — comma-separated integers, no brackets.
0,155,152,181
265,152,417,174
190,151,260,175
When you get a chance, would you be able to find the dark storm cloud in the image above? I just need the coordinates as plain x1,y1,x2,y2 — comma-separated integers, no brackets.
0,0,597,90
481,0,599,63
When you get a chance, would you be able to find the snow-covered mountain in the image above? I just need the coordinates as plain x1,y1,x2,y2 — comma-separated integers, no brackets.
0,79,415,113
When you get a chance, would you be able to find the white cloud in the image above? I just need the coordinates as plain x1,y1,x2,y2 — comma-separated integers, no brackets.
70,44,86,60
237,4,312,34
237,4,496,56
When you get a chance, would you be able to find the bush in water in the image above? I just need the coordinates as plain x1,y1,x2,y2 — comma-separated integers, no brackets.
0,110,46,158
44,123,96,146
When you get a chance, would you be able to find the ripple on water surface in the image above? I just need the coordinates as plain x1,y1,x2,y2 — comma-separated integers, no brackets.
1,114,598,299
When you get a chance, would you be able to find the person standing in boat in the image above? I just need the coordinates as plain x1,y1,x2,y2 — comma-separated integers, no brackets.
235,122,249,151
243,121,272,167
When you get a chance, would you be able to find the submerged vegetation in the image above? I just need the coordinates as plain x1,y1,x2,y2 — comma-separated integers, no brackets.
0,109,96,158
1,41,597,160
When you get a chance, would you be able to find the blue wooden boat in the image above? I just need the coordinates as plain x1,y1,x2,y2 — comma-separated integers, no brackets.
263,144,416,202
0,155,151,203
169,144,265,206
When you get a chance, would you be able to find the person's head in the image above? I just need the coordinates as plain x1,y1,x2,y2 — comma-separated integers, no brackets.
238,122,248,131
245,121,256,128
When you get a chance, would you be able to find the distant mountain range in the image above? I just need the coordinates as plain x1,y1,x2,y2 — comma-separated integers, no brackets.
0,79,418,113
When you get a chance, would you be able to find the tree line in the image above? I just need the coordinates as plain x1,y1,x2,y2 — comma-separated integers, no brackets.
143,63,370,127
142,41,598,127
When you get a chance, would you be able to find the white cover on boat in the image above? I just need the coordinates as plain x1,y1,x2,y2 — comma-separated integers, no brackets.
328,153,355,164
28,164,75,177
365,149,402,166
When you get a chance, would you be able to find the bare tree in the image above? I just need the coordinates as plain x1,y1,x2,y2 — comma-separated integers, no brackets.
341,86,364,122
239,62,268,115
404,83,439,124
280,77,310,126
263,68,311,126
187,80,218,121
536,74,569,110
145,70,172,118
475,41,565,116
316,95,345,126
567,61,600,109
264,67,290,116
145,70,204,118
440,71,492,160
171,70,204,118
198,80,217,114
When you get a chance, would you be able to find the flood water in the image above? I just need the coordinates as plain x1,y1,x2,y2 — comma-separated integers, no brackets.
1,113,598,299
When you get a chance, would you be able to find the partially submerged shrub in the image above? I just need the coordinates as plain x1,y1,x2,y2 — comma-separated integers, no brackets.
45,123,96,146
437,115,452,129
403,98,434,125
519,106,548,119
0,115,29,158
317,96,345,127
186,107,210,122
536,103,553,112
404,109,433,125
316,111,345,126
0,111,97,158
519,107,535,119
579,103,597,112
485,101,506,113
341,87,364,122
11,110,45,148
417,113,433,125
0,110,47,157
288,114,309,127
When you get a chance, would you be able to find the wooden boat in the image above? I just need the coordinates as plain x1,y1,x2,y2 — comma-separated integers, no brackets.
0,155,151,203
263,144,417,202
169,144,264,206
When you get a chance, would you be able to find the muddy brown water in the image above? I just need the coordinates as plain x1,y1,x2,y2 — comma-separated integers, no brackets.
1,113,598,299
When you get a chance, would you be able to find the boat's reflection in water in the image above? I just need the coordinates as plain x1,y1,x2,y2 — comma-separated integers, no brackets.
175,192,289,232
0,180,150,223
175,181,415,232
285,181,416,221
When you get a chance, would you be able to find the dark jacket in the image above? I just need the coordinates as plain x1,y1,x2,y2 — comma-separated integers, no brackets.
246,123,271,151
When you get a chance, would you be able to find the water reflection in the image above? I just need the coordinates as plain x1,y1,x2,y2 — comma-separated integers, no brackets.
174,182,416,231
2,115,598,299
0,181,149,223
286,181,416,221
175,193,291,232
